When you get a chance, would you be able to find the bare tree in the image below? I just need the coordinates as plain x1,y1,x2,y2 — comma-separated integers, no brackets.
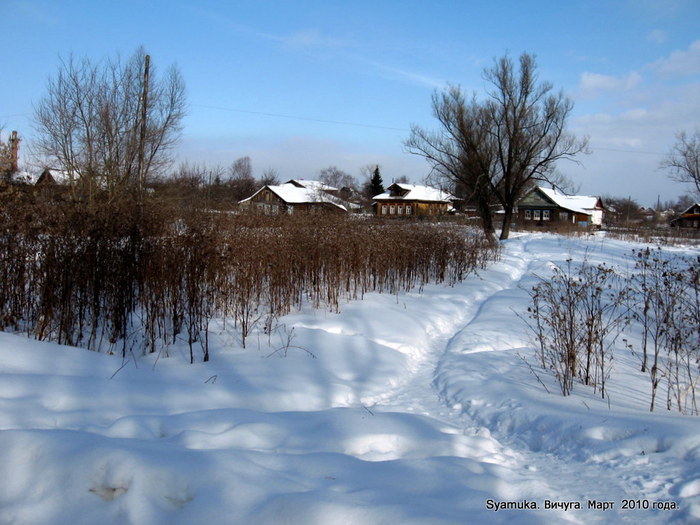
226,156,257,201
603,195,644,226
673,194,696,212
661,129,700,196
259,168,280,186
406,86,500,237
407,53,588,240
318,165,357,190
33,47,186,203
229,156,253,180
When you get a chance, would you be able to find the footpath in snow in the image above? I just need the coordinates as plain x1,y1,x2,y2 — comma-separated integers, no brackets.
0,233,699,524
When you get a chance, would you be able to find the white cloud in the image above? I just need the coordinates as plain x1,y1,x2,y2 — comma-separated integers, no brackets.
568,78,700,203
647,29,667,44
578,71,642,97
569,43,700,203
362,60,445,89
279,28,352,52
580,72,618,91
619,108,649,121
286,29,323,47
651,39,700,76
629,0,695,18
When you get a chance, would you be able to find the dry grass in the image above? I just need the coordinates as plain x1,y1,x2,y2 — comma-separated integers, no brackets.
0,191,499,360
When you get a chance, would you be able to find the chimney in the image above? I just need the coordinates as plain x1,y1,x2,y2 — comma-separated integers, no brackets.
9,131,19,173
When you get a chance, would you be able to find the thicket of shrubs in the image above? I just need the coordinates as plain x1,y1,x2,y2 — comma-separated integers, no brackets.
0,190,498,362
526,248,700,415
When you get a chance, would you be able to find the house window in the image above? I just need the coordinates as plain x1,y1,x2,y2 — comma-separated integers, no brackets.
398,205,403,215
406,205,412,215
525,210,532,220
382,205,387,215
390,205,395,215
534,210,541,221
543,210,550,221
559,212,569,222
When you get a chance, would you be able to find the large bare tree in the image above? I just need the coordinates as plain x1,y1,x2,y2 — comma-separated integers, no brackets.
227,156,258,201
406,86,499,236
318,165,357,190
33,47,186,203
406,53,588,239
660,129,700,196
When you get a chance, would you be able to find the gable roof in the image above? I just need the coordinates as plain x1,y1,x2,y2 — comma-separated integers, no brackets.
239,181,348,211
525,186,602,216
373,183,454,203
676,202,700,218
5,168,71,186
285,179,338,192
36,168,72,185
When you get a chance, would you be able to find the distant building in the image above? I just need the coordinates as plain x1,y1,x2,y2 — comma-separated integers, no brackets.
670,203,700,229
35,168,72,186
238,179,352,214
517,186,605,227
373,183,455,217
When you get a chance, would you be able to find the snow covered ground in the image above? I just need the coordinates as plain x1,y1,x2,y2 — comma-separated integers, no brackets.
1,232,699,524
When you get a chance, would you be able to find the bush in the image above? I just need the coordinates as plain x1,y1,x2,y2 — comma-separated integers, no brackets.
526,259,627,398
0,193,499,361
525,246,700,415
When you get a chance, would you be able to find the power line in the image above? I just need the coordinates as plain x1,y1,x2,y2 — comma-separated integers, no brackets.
592,145,665,156
191,103,408,132
191,103,669,157
8,99,668,158
0,112,32,119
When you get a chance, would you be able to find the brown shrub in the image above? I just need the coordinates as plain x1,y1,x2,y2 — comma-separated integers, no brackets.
0,195,499,360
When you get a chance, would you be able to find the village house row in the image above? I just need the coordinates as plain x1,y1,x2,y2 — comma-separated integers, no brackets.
3,131,699,228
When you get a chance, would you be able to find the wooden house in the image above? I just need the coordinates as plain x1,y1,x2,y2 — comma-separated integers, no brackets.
670,203,700,229
35,168,62,186
373,183,455,217
33,168,73,198
517,186,605,227
238,179,350,214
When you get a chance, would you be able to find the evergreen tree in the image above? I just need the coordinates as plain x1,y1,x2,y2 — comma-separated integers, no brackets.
369,166,385,196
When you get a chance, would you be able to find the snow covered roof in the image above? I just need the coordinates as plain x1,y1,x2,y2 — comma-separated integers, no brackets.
37,168,72,185
5,168,71,186
537,186,601,215
286,179,338,192
240,182,348,211
677,202,700,217
8,171,38,184
373,183,454,203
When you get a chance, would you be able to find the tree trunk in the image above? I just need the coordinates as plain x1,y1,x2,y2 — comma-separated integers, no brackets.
499,206,514,240
477,196,496,239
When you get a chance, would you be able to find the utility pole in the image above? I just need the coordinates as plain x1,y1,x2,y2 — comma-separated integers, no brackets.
8,131,19,173
137,54,150,206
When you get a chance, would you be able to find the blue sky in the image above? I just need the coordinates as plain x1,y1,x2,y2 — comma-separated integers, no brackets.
2,0,699,205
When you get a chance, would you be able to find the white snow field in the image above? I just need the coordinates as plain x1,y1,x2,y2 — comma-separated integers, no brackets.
1,232,699,524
